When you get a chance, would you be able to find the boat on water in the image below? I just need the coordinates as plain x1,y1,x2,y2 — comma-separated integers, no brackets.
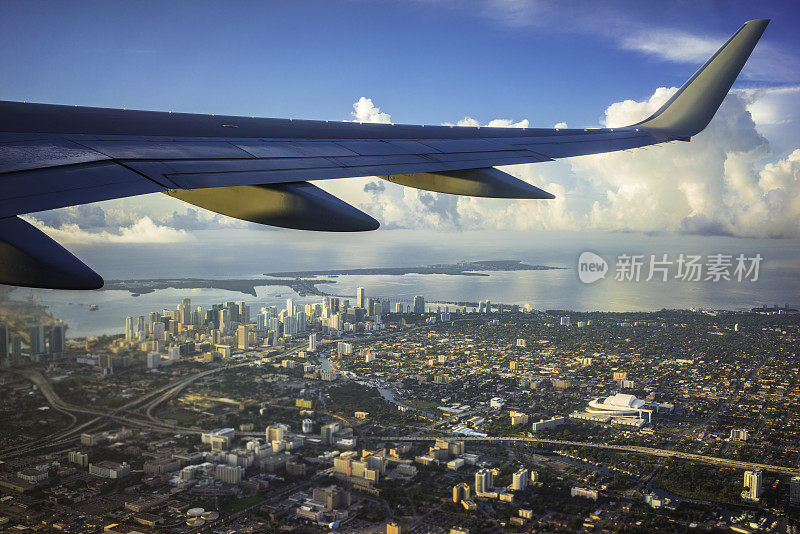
88,304,99,311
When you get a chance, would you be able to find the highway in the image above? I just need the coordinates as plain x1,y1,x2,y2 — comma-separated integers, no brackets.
0,339,323,459
370,435,800,476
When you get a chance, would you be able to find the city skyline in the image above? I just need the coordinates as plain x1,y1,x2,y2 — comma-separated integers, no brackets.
1,278,798,531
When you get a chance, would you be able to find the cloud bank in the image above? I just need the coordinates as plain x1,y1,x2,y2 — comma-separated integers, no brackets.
27,216,189,244
319,92,800,238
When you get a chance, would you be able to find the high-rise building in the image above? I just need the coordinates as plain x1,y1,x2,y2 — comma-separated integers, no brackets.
237,325,250,350
226,301,238,322
308,333,317,352
29,325,47,357
511,468,528,491
152,321,165,340
146,353,160,369
475,468,493,494
560,316,571,326
321,422,340,444
286,298,294,317
268,317,281,339
256,312,268,331
453,482,471,503
148,312,160,334
413,295,425,314
0,324,9,368
49,324,65,356
395,302,404,313
69,451,89,467
125,316,134,341
356,287,365,309
295,311,307,333
215,464,243,484
179,298,192,325
791,477,800,505
743,470,763,501
237,301,249,323
283,315,298,337
266,424,286,443
9,334,21,363
220,308,230,333
137,315,146,335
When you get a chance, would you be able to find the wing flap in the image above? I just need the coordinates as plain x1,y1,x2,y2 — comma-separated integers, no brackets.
166,182,379,232
384,168,554,199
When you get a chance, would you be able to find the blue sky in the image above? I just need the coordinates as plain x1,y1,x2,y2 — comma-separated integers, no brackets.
1,1,797,126
2,0,800,272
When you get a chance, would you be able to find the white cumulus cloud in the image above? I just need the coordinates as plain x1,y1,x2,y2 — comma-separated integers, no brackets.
447,117,529,128
351,97,392,124
322,92,800,238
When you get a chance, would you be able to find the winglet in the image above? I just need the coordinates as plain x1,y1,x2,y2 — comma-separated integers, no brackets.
634,19,769,138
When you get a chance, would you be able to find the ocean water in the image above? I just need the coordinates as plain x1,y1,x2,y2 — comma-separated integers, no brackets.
9,229,799,338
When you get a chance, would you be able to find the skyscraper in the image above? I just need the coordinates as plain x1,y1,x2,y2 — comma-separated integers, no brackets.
286,298,294,317
475,468,493,494
237,325,250,350
268,317,281,340
148,312,160,334
511,468,528,491
49,324,66,357
356,287,365,309
308,333,318,351
125,316,134,341
237,301,249,323
283,315,298,337
0,324,9,368
226,301,238,322
152,321,165,340
791,477,800,505
413,295,425,314
29,325,47,357
256,312,268,331
220,308,230,334
453,482,470,503
743,470,763,501
295,311,307,333
179,298,192,325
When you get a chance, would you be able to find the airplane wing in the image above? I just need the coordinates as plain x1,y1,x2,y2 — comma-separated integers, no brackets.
0,19,769,289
